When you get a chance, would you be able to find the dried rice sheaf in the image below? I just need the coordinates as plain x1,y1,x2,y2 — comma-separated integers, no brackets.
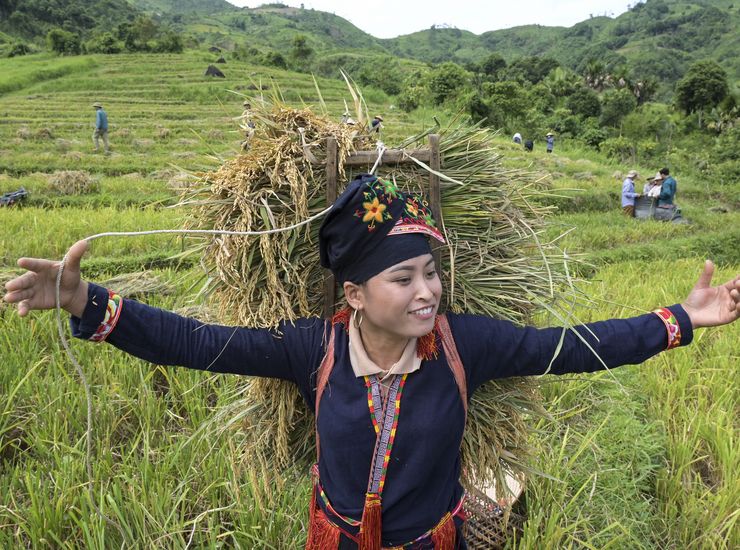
181,94,575,501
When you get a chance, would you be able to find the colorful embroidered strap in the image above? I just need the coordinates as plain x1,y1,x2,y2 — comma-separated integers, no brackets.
652,307,681,350
365,374,408,495
90,289,123,343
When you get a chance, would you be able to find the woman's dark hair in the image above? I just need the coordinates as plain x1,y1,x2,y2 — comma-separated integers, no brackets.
660,168,670,175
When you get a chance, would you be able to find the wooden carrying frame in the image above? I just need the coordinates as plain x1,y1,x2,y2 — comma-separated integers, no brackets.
322,135,442,318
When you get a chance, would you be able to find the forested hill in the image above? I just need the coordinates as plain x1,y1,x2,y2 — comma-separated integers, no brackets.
0,0,141,38
1,0,738,90
129,0,237,15
383,0,740,85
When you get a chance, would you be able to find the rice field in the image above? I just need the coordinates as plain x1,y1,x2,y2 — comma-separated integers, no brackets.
0,52,738,549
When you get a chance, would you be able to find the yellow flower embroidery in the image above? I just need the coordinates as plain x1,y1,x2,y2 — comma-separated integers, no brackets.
406,201,419,217
362,198,386,223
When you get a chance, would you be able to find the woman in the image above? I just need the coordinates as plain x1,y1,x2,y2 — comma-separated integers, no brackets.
644,172,664,198
4,174,740,549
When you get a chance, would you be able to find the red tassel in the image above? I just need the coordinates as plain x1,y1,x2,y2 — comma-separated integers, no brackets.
416,315,440,360
430,512,457,550
358,493,382,550
306,483,341,550
331,307,352,327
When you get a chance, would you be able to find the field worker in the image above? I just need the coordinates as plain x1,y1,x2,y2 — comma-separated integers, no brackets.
370,115,383,134
524,139,533,152
512,132,522,144
658,167,677,209
4,174,740,549
240,101,256,150
644,172,664,198
92,102,109,154
545,132,555,153
621,169,641,216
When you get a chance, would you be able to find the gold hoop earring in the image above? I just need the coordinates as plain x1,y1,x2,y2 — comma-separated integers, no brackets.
352,308,363,329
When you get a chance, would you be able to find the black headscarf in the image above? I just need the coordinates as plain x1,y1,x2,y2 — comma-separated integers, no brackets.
319,174,445,284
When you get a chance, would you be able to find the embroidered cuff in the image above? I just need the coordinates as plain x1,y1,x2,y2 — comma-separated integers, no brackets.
89,289,123,342
653,307,683,350
69,283,123,342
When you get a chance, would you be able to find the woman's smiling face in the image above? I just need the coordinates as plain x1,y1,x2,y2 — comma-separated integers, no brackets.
345,253,442,341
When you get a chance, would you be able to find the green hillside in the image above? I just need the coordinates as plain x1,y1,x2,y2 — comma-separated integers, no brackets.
128,0,236,15
190,4,386,54
2,0,738,98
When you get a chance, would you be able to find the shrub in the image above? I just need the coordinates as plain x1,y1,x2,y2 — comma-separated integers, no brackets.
567,87,601,119
86,32,122,54
7,42,31,57
263,51,287,69
153,32,183,54
581,125,608,148
398,85,423,112
46,28,82,55
428,62,470,105
600,136,635,162
601,88,637,127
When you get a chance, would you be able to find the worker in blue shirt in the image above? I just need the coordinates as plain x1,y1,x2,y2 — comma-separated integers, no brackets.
545,132,555,153
92,102,109,154
621,169,642,217
658,167,677,208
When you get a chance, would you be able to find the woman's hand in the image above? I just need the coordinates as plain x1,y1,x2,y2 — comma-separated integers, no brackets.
682,260,740,329
3,240,89,318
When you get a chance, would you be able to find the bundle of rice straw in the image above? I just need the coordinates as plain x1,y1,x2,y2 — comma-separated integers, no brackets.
48,170,98,195
180,88,576,506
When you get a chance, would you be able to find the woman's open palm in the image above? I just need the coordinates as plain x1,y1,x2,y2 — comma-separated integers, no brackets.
3,240,89,317
682,260,740,328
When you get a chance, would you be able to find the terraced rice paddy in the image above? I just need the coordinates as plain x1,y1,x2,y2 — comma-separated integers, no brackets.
0,52,738,549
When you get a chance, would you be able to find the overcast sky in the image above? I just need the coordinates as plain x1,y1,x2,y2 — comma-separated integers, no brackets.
228,0,634,39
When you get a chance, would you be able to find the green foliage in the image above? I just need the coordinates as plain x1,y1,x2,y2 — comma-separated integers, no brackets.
356,58,404,96
567,87,601,119
468,52,507,79
482,80,530,130
397,76,426,112
46,28,82,56
543,66,580,98
600,135,635,162
290,35,313,63
86,32,122,54
113,17,183,54
0,0,139,40
6,42,31,58
600,88,637,127
503,56,560,85
580,124,608,148
428,62,470,105
152,31,183,54
263,50,288,69
675,60,729,116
